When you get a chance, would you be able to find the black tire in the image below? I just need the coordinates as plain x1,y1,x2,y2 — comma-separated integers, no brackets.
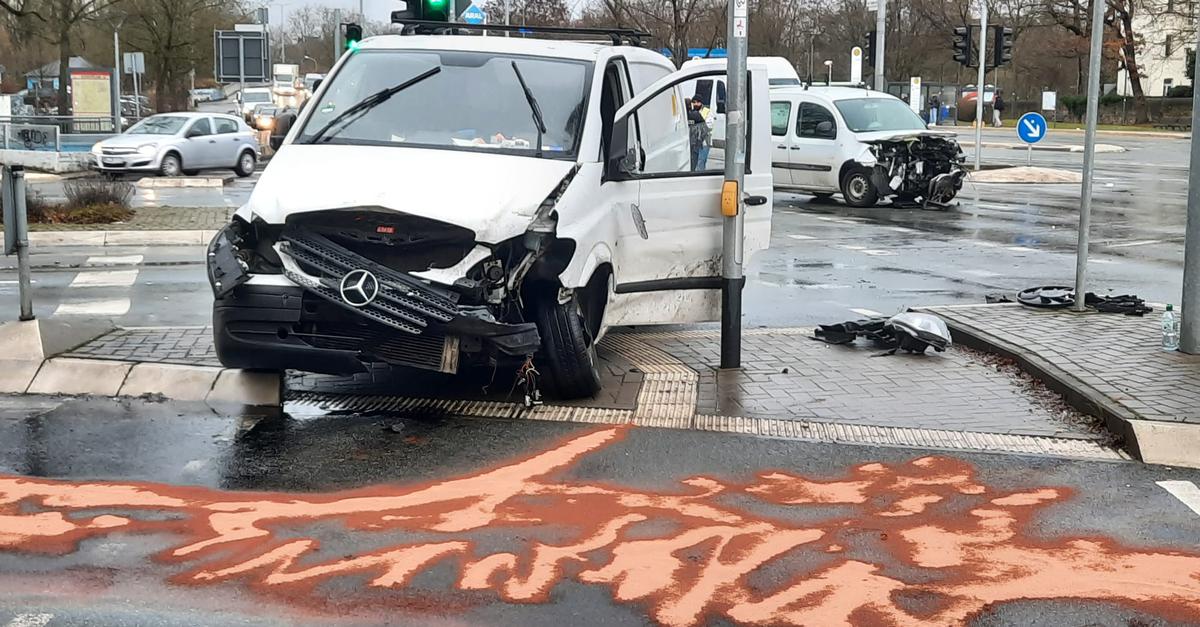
160,153,182,177
840,167,879,208
234,150,256,178
811,192,835,200
535,292,601,400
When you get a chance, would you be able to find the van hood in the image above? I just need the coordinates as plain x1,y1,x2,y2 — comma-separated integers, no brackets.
854,129,958,144
240,144,576,244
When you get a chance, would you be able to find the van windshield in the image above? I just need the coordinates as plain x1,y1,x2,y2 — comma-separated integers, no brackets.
295,50,591,158
243,91,271,103
834,98,927,133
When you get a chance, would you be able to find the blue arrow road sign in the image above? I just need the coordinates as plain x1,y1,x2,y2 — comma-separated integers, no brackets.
461,3,486,24
1017,112,1047,144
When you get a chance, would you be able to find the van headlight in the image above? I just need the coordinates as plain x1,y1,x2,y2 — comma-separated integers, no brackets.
138,144,158,156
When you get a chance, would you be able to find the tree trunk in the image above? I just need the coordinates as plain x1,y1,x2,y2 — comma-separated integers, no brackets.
56,31,70,116
1118,12,1150,123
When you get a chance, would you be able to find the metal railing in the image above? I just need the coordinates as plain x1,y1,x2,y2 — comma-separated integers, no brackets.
0,115,123,134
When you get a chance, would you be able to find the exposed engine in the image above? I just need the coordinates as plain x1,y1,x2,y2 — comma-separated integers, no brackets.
864,134,966,209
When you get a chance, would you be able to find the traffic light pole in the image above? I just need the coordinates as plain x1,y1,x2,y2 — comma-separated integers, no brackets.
721,0,749,370
1179,20,1200,352
973,3,987,172
1072,0,1106,313
874,0,886,90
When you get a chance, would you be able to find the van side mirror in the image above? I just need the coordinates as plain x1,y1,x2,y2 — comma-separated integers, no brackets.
270,112,297,151
606,116,637,179
816,121,834,134
716,100,727,115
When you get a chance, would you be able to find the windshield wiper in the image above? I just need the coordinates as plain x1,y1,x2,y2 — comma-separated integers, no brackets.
304,66,442,144
510,61,547,158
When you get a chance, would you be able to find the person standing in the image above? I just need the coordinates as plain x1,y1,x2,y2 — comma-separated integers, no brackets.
992,92,1006,127
687,97,712,171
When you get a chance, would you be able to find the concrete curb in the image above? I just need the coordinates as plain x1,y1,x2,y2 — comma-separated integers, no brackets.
137,175,233,189
30,229,218,247
958,141,1127,153
931,312,1198,468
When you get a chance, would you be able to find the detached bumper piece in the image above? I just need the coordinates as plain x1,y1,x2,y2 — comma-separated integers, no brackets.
220,228,541,373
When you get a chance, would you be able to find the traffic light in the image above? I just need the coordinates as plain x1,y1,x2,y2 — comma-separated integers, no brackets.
863,31,876,69
391,0,452,22
343,22,363,52
952,26,975,68
993,26,1014,68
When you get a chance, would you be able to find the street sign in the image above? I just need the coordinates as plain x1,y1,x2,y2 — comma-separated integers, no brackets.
214,29,271,84
850,47,863,84
909,77,922,113
460,2,486,24
1017,111,1046,144
1041,90,1057,111
123,52,145,75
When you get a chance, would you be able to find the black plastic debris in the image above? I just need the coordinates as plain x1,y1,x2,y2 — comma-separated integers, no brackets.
814,313,952,355
1016,286,1153,316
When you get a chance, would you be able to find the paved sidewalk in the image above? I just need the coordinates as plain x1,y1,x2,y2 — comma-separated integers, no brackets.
926,303,1200,466
67,325,1105,444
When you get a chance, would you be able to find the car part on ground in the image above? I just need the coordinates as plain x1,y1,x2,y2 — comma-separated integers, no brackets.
1015,286,1154,316
814,312,952,355
863,134,966,209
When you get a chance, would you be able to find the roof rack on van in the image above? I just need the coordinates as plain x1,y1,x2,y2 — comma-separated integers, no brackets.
390,19,651,46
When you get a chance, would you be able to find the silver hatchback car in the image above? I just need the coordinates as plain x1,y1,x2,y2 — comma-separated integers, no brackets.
93,112,260,178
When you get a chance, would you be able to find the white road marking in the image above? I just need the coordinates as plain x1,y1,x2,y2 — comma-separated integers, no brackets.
861,249,897,256
1007,246,1037,252
1106,239,1164,248
6,614,53,627
786,234,816,241
68,269,139,288
54,298,131,316
887,226,915,233
970,241,999,248
837,245,867,251
961,269,1001,278
850,308,883,317
86,254,143,266
1157,480,1200,517
1090,258,1116,264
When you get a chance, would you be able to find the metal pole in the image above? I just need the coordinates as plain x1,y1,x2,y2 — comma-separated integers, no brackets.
721,0,749,369
1179,18,1200,352
874,0,886,90
13,167,33,321
504,0,511,36
334,9,342,60
113,29,122,132
973,3,987,172
1073,0,1106,313
359,0,364,20
279,4,286,64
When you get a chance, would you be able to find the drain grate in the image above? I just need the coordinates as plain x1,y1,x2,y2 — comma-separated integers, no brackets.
286,393,1130,461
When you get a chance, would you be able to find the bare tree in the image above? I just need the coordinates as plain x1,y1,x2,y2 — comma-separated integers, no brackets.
124,0,241,112
14,0,125,114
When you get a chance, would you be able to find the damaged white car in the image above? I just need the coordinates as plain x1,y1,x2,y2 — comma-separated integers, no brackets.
767,86,966,208
206,32,773,399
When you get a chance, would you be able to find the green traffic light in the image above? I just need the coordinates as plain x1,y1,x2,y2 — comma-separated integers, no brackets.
347,40,361,52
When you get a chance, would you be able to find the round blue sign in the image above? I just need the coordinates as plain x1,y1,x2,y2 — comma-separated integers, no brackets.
1016,112,1047,144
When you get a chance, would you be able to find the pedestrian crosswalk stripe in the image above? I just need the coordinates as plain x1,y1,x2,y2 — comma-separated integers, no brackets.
68,270,139,288
850,308,883,318
54,298,131,316
86,254,143,266
5,614,53,627
1157,480,1200,517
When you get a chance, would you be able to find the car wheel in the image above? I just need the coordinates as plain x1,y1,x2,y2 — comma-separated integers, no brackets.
160,153,182,177
234,151,256,178
840,167,879,208
535,291,602,400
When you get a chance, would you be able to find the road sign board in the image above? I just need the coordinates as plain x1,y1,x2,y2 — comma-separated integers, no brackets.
123,52,145,75
460,3,486,24
214,29,271,84
1017,111,1047,144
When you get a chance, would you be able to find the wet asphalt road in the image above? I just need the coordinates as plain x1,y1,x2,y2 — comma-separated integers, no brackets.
3,129,1192,328
1,397,1199,626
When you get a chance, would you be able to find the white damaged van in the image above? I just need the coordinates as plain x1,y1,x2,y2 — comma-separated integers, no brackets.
206,31,773,398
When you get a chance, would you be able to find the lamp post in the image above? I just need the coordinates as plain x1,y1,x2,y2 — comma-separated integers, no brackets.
303,55,318,71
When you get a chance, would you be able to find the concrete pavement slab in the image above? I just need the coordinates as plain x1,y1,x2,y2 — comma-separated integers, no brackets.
118,362,222,401
26,357,133,396
206,369,282,406
0,360,41,393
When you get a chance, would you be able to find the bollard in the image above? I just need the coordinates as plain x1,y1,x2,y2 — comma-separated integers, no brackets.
2,165,34,321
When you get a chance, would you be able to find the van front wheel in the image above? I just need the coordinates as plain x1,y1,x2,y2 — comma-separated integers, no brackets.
840,167,879,208
535,292,602,400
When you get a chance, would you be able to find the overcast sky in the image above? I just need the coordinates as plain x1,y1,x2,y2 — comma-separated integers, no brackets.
262,0,406,27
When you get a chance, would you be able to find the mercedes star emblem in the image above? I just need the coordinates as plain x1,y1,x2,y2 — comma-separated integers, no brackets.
339,269,380,307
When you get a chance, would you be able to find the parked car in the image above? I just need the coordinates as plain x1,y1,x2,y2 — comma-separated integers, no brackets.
767,86,966,208
206,33,773,399
92,112,259,178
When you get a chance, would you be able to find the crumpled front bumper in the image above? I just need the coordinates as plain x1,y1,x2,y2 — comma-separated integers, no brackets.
207,224,541,373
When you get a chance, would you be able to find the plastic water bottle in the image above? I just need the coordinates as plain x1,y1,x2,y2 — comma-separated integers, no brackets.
1163,304,1181,352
